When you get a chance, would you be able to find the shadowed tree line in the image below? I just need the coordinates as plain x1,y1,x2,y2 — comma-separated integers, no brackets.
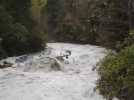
46,0,134,49
0,0,47,59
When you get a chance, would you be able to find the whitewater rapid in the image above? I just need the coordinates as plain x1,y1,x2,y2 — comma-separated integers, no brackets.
0,43,107,100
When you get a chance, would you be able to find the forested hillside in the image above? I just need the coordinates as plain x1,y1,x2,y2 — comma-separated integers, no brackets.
46,0,134,48
0,0,47,59
0,0,134,57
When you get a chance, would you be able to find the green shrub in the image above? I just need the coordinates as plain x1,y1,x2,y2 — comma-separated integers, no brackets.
116,31,134,51
2,23,30,55
97,45,134,100
0,5,46,57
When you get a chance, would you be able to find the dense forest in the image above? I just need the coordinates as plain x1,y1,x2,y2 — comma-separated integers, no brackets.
0,0,47,59
0,0,134,100
46,0,131,47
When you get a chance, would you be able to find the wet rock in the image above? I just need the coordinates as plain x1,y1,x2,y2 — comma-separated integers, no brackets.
15,55,28,63
0,61,13,69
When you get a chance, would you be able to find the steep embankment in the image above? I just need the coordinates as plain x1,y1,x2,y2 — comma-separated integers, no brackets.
0,43,107,100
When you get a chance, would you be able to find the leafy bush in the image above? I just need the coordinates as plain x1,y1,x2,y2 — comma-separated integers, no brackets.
0,5,45,57
2,23,31,55
116,30,134,51
97,45,134,100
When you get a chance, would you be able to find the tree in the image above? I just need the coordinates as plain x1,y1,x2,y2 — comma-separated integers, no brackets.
0,1,46,57
45,0,130,47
